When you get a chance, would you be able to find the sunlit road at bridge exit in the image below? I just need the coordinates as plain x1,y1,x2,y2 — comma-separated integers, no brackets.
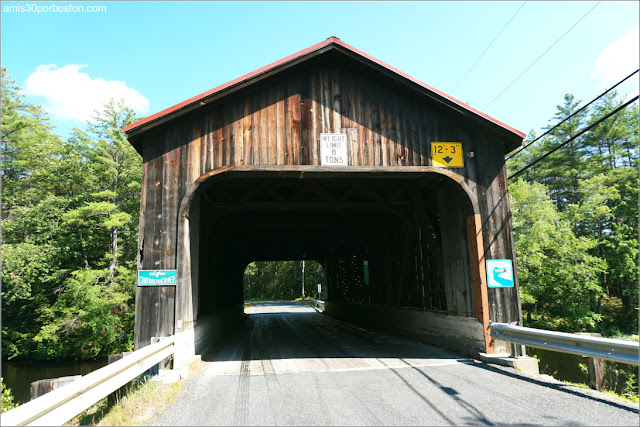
150,302,639,426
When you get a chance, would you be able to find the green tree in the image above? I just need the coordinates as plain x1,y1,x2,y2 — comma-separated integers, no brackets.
2,68,73,359
508,91,638,336
510,179,606,331
34,100,141,358
243,260,325,300
2,66,141,360
518,94,589,211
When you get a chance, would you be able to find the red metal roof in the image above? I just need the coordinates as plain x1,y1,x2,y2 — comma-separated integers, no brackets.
123,37,525,139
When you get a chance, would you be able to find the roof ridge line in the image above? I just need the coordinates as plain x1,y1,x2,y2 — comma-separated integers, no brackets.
123,37,524,140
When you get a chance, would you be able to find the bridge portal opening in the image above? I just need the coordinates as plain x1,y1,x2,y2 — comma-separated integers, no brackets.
243,260,326,302
173,168,490,365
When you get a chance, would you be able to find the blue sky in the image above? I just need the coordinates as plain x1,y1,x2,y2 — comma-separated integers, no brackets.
1,1,638,141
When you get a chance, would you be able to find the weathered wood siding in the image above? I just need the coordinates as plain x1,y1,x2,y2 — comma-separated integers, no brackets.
133,57,520,349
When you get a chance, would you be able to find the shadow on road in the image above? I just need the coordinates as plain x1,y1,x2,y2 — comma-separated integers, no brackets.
199,301,638,416
204,300,465,363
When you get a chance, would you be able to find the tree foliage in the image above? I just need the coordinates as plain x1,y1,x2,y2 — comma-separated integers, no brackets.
1,378,17,413
508,90,638,334
244,260,325,301
1,67,141,360
510,180,606,330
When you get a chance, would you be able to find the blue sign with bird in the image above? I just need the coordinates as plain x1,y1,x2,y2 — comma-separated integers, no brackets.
486,260,514,288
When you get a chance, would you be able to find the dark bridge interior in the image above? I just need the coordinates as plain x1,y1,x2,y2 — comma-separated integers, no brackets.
192,170,477,320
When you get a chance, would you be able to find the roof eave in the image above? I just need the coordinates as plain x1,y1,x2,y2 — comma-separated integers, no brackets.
123,38,340,137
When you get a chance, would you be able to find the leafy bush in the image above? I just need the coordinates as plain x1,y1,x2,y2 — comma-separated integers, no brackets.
1,378,18,413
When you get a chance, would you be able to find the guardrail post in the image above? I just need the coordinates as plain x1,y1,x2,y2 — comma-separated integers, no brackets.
505,322,526,358
150,336,172,375
576,333,605,391
587,357,605,391
108,351,133,402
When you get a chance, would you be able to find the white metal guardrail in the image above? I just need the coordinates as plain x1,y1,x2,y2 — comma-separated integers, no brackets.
2,336,176,426
489,322,639,365
314,299,325,310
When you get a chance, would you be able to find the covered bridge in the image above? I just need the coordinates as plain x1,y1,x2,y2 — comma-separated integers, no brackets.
123,37,526,368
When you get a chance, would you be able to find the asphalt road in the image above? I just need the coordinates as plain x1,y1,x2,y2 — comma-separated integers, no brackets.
150,301,639,426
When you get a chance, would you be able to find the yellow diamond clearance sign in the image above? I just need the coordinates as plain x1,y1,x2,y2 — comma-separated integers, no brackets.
431,142,463,168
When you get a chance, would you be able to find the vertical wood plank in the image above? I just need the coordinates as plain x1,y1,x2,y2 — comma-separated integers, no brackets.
268,84,277,165
221,113,228,167
198,116,206,174
395,101,406,166
414,99,424,166
404,99,415,166
276,81,285,165
214,108,222,168
137,157,148,270
322,69,332,133
355,77,365,166
259,89,268,165
415,102,426,166
363,81,374,166
373,88,382,166
292,83,302,165
243,99,252,165
339,72,351,129
204,110,212,172
251,92,260,166
234,99,243,165
141,135,160,271
226,106,234,166
309,73,319,165
387,96,396,166
318,71,327,162
284,85,293,165
331,69,342,133
160,129,172,270
300,74,312,165
380,96,389,166
421,106,430,167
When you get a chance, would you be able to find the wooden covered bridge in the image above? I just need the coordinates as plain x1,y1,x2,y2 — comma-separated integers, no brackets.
123,37,526,369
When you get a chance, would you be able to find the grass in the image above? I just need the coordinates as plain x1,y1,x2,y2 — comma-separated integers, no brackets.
64,375,187,426
560,380,639,405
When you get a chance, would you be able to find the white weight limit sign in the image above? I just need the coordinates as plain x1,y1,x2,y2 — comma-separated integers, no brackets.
320,133,348,166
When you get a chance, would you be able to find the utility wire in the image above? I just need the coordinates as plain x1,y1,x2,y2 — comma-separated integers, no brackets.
451,1,526,95
508,95,638,181
484,1,600,111
506,68,639,161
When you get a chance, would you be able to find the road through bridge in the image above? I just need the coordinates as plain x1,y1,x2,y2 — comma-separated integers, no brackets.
149,301,639,426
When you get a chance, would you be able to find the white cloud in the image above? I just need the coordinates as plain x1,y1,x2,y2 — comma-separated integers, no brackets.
591,26,639,96
25,64,150,122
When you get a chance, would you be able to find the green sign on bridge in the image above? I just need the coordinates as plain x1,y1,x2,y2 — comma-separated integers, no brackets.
137,270,177,286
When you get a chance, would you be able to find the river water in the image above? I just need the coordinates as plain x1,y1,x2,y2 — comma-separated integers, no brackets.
2,359,107,405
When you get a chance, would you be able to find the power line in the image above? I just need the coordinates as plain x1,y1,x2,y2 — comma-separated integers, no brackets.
506,68,639,161
508,95,638,181
451,1,526,95
483,1,600,111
